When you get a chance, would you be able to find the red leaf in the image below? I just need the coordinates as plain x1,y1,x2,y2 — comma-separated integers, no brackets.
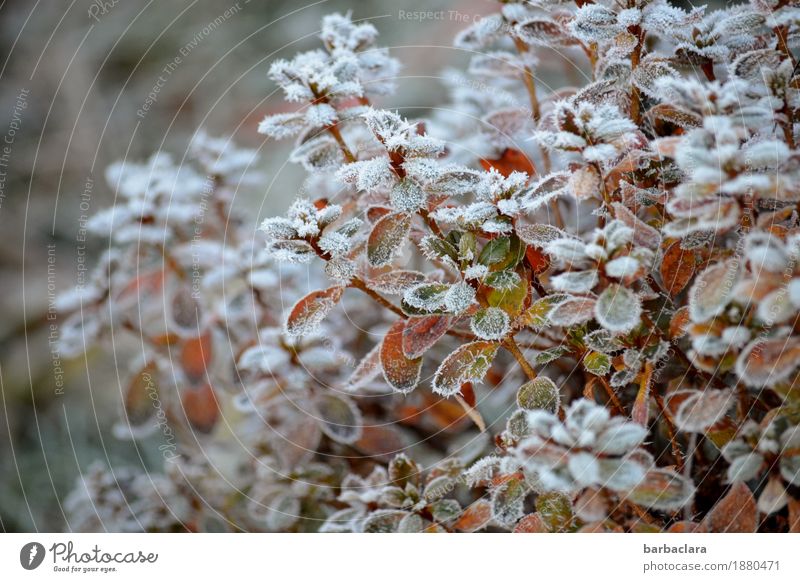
453,500,493,532
181,332,213,385
703,483,757,532
480,148,535,177
660,241,696,296
285,286,345,336
182,383,219,434
367,212,412,267
381,320,423,393
402,315,452,359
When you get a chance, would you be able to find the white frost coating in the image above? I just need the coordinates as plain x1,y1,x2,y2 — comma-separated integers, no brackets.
470,307,510,340
444,281,476,314
595,284,642,334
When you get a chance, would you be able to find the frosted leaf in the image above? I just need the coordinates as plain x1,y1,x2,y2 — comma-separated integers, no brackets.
735,337,800,388
402,315,452,359
403,283,451,313
320,12,378,51
318,231,351,257
516,377,560,413
260,216,296,239
470,307,510,341
419,235,458,265
605,256,641,280
430,166,484,197
521,172,571,213
444,281,476,314
257,112,306,139
626,469,695,511
550,270,598,294
324,257,356,283
595,285,642,334
583,351,611,376
464,456,501,488
465,264,489,281
515,18,578,48
289,136,342,171
570,5,623,43
673,389,734,433
594,420,647,456
381,320,423,394
516,224,572,247
584,329,624,354
366,270,426,295
286,198,322,237
547,296,597,327
543,238,590,268
284,286,345,336
744,231,789,273
336,157,395,192
343,343,382,392
598,457,646,492
688,259,740,323
266,239,316,263
454,14,504,49
314,393,362,444
367,212,411,267
612,203,661,251
568,453,602,488
432,341,500,397
491,477,527,528
390,179,427,213
631,56,680,99
484,270,521,290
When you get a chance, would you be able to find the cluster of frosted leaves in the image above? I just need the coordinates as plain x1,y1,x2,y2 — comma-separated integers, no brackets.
720,416,800,515
322,455,480,533
511,399,655,495
60,0,800,533
64,462,192,532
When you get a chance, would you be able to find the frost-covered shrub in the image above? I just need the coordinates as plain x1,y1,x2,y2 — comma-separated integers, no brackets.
60,3,800,532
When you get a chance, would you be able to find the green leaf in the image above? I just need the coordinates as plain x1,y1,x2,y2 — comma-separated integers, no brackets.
487,269,529,317
491,477,527,528
535,491,575,532
477,236,511,266
516,377,560,413
583,351,611,376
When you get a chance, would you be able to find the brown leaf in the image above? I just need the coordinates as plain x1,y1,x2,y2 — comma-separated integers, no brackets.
122,362,159,430
525,245,550,274
513,512,548,533
735,337,800,388
789,497,800,533
660,241,696,296
182,383,219,434
453,500,493,532
402,315,452,359
285,286,345,336
669,306,691,338
480,148,535,177
367,212,412,267
381,319,423,393
703,482,757,532
181,332,213,385
353,425,407,460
